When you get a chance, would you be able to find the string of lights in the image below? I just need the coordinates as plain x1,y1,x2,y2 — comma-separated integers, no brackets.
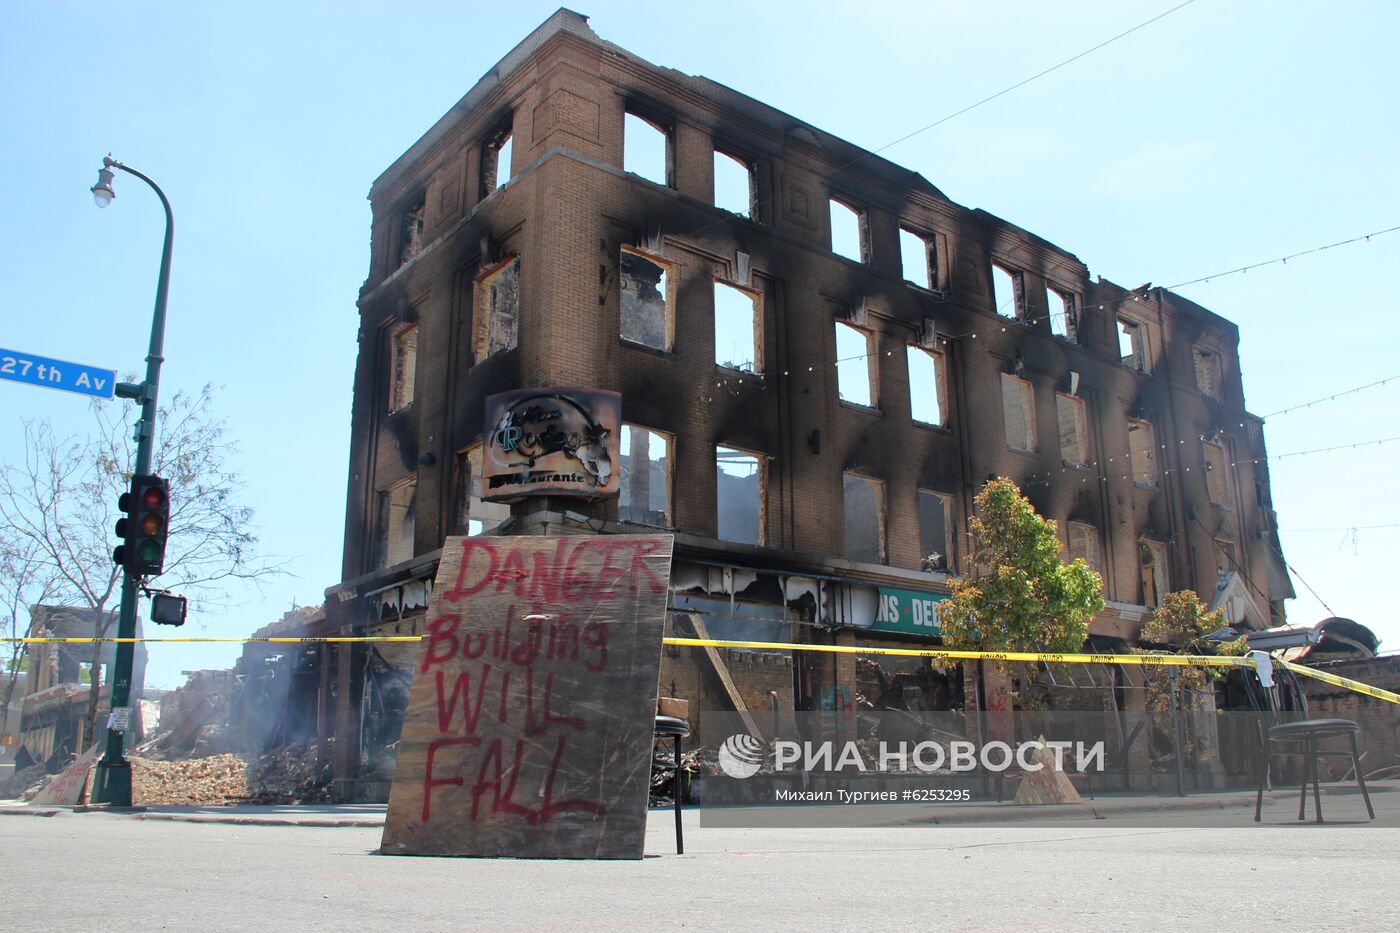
1280,523,1400,534
1262,372,1400,419
1165,224,1400,291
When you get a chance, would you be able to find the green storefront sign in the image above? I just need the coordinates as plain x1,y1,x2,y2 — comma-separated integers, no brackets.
871,587,947,637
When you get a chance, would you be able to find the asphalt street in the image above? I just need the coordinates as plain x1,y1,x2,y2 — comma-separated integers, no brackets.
4,797,1397,931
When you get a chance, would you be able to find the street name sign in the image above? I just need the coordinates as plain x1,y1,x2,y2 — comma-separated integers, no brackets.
0,347,117,399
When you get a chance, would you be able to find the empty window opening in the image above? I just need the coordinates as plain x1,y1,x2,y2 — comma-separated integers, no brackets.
713,150,753,218
843,473,886,564
452,445,509,536
1056,392,1088,465
1203,439,1230,507
1001,374,1036,452
917,491,952,572
618,424,672,526
624,112,669,186
483,126,514,196
991,264,1022,318
907,345,947,426
377,477,417,568
835,321,875,407
714,281,760,372
476,257,520,361
1214,540,1237,580
1128,418,1157,486
900,228,931,288
1048,289,1076,340
1139,539,1168,608
716,447,763,545
1118,318,1146,371
398,196,426,268
829,198,864,262
389,324,418,412
1193,347,1220,398
620,247,672,351
1067,522,1102,579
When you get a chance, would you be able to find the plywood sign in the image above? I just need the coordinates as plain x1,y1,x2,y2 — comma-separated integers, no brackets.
381,533,674,859
30,742,101,806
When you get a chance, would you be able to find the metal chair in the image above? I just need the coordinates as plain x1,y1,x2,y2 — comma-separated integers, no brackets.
654,715,690,853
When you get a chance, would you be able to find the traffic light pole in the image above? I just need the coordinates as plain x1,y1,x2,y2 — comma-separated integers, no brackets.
89,158,173,807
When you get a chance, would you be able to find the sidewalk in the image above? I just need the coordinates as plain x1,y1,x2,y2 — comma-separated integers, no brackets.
4,781,1394,827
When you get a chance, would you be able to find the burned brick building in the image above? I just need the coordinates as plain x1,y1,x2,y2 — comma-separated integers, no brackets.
321,10,1292,798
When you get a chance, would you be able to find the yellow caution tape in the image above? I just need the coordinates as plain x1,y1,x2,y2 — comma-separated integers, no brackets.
7,634,1395,705
1280,659,1400,705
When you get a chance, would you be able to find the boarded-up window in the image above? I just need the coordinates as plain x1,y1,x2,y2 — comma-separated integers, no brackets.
917,490,951,572
714,149,753,217
624,112,670,186
398,196,425,268
907,346,947,426
451,445,509,536
618,424,671,526
830,198,864,262
1067,522,1102,579
1056,393,1088,465
620,248,672,351
1128,418,1156,486
1203,439,1230,507
1048,289,1076,340
716,446,763,545
389,324,418,412
1118,318,1147,371
714,281,760,372
1194,347,1220,398
1002,374,1036,451
377,477,417,568
835,321,875,407
476,256,519,360
1139,539,1168,608
900,228,931,288
843,473,885,564
992,264,1022,318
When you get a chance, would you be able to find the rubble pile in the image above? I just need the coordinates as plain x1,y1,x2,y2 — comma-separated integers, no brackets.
130,754,248,806
243,742,331,804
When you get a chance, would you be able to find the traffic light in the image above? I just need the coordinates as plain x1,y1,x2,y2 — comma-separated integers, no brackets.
114,474,169,577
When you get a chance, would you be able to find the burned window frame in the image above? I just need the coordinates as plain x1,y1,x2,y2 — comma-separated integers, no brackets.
907,343,948,428
623,108,674,188
451,443,510,536
1193,345,1222,399
991,262,1024,319
474,255,520,362
1128,417,1158,487
387,322,419,413
1203,438,1231,509
1117,316,1149,372
376,474,418,569
842,471,887,565
1047,286,1079,342
899,226,934,289
835,319,877,408
1001,373,1037,453
481,119,515,198
712,146,756,219
617,423,673,527
715,444,766,546
619,246,674,352
1066,521,1103,579
1139,538,1168,608
917,489,953,573
1055,391,1089,466
713,279,763,374
396,192,427,271
828,195,868,264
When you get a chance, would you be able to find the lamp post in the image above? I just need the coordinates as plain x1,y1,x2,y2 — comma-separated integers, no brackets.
87,155,173,807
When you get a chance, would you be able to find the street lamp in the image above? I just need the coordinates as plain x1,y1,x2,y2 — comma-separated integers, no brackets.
87,154,174,808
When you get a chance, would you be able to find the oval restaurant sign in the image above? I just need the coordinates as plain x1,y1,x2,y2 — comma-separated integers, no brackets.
482,388,622,501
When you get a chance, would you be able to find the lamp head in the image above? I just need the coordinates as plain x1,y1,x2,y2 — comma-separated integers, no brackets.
91,164,116,208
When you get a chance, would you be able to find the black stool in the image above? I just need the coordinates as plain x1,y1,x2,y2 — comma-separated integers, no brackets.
654,715,690,853
1254,718,1375,823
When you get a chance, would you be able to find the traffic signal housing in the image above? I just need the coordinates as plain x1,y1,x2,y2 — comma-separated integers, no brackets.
114,474,169,577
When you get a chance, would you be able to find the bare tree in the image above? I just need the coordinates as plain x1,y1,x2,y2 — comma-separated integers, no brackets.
0,526,60,727
0,384,281,743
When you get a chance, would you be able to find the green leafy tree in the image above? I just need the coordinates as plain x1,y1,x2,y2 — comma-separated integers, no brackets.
1138,590,1245,714
937,478,1104,654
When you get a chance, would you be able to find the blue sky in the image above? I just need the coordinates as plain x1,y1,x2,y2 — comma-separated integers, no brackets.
2,1,1397,687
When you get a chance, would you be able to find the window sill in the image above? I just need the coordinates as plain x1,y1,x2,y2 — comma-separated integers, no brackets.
839,399,881,416
913,420,951,435
1007,445,1038,457
387,402,416,417
1062,459,1092,471
716,364,764,381
1133,481,1158,490
618,338,676,360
